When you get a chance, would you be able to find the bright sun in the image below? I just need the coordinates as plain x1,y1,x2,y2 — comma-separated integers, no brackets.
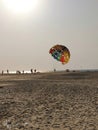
3,0,39,14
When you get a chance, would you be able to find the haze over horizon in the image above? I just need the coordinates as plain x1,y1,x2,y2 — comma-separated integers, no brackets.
0,0,98,72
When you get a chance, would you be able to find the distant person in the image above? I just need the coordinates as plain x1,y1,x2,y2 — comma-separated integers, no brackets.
22,70,24,74
7,69,9,74
2,70,4,75
54,69,56,72
30,69,33,74
34,69,36,73
66,69,70,72
16,70,21,74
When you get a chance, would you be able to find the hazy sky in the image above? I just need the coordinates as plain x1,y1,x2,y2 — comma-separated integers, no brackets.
0,0,98,72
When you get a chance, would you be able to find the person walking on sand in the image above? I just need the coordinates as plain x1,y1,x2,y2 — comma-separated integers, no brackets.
34,69,36,73
7,69,9,74
30,69,33,74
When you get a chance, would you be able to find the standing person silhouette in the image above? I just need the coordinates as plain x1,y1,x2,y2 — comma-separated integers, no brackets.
34,69,36,73
2,70,4,75
30,69,33,74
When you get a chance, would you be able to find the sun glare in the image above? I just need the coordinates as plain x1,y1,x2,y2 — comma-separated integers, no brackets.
3,0,39,14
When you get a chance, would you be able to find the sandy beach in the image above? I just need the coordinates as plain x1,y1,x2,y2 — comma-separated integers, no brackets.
0,71,98,130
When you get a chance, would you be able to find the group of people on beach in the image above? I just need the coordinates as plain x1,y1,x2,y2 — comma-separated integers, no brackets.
1,69,37,75
30,69,36,74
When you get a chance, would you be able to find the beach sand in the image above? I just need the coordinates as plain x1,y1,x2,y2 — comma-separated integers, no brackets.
0,71,98,130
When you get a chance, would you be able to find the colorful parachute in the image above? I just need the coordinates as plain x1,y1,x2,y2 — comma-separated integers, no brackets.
49,44,70,64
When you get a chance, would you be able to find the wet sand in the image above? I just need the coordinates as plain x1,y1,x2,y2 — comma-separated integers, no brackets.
0,71,98,130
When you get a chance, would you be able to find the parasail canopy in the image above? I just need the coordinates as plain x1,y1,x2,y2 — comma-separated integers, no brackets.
49,44,70,64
